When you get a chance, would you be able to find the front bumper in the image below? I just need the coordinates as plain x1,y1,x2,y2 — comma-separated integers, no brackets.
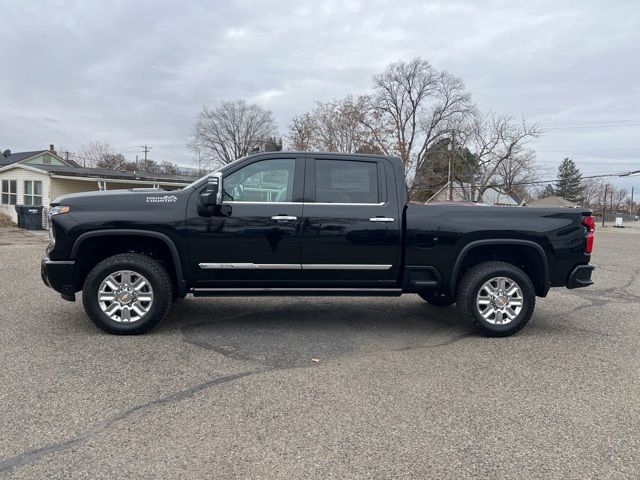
41,255,76,299
566,264,595,289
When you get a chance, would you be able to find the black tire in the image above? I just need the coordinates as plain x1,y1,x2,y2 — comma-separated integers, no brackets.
418,291,455,306
82,253,173,334
456,261,535,337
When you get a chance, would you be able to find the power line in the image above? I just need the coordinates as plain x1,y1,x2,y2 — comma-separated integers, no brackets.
539,119,640,128
493,169,640,189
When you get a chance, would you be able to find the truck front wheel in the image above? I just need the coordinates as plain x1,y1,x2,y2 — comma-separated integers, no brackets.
456,261,535,337
82,253,173,334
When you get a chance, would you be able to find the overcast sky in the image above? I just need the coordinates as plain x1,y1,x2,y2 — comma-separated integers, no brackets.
1,0,638,188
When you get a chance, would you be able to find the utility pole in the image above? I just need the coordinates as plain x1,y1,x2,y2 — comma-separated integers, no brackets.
448,130,455,201
631,186,635,217
140,145,151,162
602,184,608,227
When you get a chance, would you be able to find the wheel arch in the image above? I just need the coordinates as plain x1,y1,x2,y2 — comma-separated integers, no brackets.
71,229,187,295
449,239,550,297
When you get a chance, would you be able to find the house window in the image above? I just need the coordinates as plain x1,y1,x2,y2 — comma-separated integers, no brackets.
1,180,17,205
24,180,43,206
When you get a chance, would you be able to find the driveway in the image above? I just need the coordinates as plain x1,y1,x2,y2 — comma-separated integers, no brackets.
0,226,638,478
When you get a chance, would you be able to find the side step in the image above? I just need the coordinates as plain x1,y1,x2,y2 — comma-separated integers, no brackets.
191,288,403,297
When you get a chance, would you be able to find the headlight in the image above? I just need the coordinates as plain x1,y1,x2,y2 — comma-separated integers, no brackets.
49,205,71,217
48,206,70,243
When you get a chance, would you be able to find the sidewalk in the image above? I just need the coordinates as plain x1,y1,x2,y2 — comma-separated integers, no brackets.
0,227,49,246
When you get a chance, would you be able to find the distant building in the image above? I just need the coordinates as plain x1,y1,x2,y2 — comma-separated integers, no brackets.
0,145,198,226
527,196,580,208
426,181,519,206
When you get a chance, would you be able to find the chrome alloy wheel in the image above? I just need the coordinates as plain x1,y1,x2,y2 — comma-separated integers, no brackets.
476,276,523,325
97,270,153,323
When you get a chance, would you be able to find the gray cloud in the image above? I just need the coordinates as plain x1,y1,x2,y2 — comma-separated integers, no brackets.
1,0,638,188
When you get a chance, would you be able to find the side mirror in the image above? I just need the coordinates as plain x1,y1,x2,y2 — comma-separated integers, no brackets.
200,173,223,207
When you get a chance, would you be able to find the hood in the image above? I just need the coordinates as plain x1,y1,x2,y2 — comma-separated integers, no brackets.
51,188,184,209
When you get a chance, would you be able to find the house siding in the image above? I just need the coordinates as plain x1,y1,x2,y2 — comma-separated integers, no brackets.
49,178,100,200
0,168,51,225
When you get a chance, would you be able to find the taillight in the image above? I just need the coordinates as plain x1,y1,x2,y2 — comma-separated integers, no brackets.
582,215,595,254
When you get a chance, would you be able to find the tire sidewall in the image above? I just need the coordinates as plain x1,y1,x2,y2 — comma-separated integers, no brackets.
463,265,535,335
83,255,171,334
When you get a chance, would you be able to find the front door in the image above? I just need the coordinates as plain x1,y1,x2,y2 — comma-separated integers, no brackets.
186,156,304,287
301,156,402,287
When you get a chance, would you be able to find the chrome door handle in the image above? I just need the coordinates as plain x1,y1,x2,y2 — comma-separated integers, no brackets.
369,217,395,222
271,215,298,222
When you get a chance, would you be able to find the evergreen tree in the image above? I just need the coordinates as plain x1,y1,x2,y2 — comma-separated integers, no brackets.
540,184,556,198
261,136,283,152
555,157,583,202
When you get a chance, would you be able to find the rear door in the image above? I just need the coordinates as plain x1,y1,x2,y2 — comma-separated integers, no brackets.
300,156,402,286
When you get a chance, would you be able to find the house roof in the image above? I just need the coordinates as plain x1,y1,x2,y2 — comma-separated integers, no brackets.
40,164,198,182
527,196,580,208
0,149,72,166
0,150,49,165
0,162,198,183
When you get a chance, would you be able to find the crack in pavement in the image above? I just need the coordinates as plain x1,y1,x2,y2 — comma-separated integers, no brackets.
0,369,265,475
0,321,472,475
390,332,473,352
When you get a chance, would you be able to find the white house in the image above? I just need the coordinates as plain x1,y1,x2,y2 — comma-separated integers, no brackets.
0,146,197,227
527,196,580,208
426,181,520,206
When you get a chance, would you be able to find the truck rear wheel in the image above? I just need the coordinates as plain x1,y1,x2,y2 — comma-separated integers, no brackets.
456,261,535,337
82,253,173,334
418,291,455,306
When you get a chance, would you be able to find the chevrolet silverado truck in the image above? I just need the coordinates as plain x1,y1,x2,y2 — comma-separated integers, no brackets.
41,152,596,336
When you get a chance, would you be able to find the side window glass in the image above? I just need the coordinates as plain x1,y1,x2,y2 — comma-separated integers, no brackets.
223,159,295,202
315,160,379,204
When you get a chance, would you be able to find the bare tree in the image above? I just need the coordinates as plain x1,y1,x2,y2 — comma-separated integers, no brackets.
78,140,115,167
494,151,537,199
190,100,277,168
610,187,629,212
288,113,315,150
456,111,541,202
287,96,370,153
581,178,605,209
95,153,131,171
361,58,472,186
160,161,179,175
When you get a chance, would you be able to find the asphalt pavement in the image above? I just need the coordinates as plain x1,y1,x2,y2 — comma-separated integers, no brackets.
0,225,638,479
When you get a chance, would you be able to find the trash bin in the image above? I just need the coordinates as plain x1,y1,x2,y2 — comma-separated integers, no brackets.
14,205,44,230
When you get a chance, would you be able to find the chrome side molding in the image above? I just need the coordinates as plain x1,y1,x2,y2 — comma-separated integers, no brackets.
199,263,301,270
302,264,392,270
199,263,393,271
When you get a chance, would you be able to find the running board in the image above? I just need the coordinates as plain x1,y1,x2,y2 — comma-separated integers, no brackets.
191,288,403,297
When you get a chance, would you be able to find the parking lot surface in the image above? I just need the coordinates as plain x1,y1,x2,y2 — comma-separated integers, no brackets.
0,226,638,479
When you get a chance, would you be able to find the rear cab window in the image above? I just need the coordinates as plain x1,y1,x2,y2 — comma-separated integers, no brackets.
314,159,380,204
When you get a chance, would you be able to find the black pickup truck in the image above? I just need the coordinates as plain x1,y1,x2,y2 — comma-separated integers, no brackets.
41,152,595,336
